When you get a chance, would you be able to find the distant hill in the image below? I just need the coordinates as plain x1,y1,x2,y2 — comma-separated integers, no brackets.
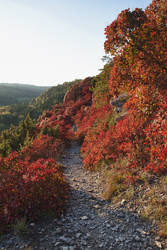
0,79,81,133
0,83,49,106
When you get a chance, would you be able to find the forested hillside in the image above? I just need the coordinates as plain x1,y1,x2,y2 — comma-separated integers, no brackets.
30,79,81,113
0,83,49,106
0,79,81,133
0,0,166,240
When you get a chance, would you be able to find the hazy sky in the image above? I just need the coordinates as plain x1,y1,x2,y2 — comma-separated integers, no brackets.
0,0,152,86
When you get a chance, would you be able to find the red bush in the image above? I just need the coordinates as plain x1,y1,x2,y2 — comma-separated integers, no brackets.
22,135,64,162
0,157,68,231
144,104,167,173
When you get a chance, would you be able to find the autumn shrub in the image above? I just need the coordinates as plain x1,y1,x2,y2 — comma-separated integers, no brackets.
144,100,167,173
121,90,167,174
79,0,167,176
38,107,74,143
80,103,115,170
22,135,65,162
80,80,167,176
0,157,68,232
0,151,21,172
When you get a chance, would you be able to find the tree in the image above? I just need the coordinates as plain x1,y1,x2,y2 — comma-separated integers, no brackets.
104,8,146,56
104,0,167,91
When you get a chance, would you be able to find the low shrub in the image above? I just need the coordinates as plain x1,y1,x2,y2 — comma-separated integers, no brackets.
22,135,64,162
0,157,68,232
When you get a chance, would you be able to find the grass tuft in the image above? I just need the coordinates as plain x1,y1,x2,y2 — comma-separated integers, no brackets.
103,170,127,200
12,217,29,235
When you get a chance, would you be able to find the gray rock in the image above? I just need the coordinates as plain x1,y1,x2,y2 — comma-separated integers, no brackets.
81,240,87,246
106,223,111,228
135,236,140,241
55,242,61,246
59,236,72,244
61,247,69,250
55,227,62,234
69,247,76,250
110,93,129,108
81,216,88,220
76,233,82,239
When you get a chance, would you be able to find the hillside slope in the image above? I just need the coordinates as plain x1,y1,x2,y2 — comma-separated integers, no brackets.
0,79,81,133
0,83,49,106
0,0,166,247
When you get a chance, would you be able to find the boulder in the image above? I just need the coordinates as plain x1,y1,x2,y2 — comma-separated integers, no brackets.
110,93,129,112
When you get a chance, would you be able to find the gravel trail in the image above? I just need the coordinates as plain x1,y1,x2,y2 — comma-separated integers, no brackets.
0,142,166,250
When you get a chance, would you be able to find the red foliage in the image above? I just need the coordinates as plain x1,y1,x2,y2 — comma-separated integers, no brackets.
144,100,167,173
80,83,167,175
1,0,167,232
37,77,93,143
64,77,92,104
104,8,146,56
0,76,93,231
0,156,68,230
22,135,64,162
80,103,114,169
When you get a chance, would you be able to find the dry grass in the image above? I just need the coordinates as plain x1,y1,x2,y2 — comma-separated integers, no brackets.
102,169,127,200
102,158,132,201
124,186,135,200
101,164,167,238
139,176,167,237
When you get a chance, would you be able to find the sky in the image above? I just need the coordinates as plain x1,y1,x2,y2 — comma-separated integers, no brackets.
0,0,152,86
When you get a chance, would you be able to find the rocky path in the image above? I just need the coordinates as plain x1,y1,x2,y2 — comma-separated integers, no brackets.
0,142,166,249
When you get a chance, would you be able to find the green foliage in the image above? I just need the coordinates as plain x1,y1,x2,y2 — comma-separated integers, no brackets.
92,62,112,108
0,114,36,157
12,217,29,235
41,124,60,138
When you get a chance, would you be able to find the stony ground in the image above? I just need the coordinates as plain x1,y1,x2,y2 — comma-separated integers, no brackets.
0,142,166,250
